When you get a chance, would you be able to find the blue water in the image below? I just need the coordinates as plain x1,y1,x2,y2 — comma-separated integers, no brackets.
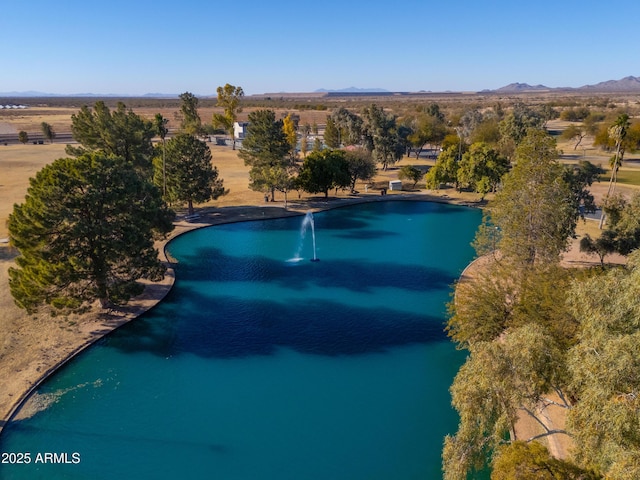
0,200,480,480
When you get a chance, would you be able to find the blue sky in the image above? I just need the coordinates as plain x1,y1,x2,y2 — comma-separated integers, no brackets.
2,0,638,96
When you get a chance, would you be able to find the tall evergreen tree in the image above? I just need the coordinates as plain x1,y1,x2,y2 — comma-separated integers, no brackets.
484,129,575,265
238,109,292,201
323,116,340,148
156,133,226,215
8,153,174,313
66,101,155,172
41,121,55,143
330,107,363,146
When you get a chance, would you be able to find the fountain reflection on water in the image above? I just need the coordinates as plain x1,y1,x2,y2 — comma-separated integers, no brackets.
289,210,319,262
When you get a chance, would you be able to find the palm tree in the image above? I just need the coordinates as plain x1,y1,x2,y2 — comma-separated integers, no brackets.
154,114,169,198
599,114,630,228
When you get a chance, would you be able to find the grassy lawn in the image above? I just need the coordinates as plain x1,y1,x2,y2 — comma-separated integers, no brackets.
598,167,640,187
615,169,640,186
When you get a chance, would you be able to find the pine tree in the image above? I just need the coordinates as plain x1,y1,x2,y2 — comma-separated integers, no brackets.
157,133,226,215
8,153,174,313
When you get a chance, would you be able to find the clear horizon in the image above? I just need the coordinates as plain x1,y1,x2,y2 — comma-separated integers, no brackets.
2,0,639,96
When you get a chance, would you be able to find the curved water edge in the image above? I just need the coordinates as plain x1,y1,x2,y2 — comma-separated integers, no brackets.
0,197,482,479
1,195,482,435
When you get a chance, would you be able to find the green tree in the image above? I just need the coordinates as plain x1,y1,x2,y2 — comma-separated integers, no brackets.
18,130,29,144
212,83,244,150
323,116,340,148
424,145,459,190
447,259,579,350
457,142,509,198
498,103,545,158
8,153,174,313
297,149,350,198
561,124,587,150
406,110,448,158
559,106,591,122
252,163,298,207
330,107,363,146
443,323,570,480
344,148,376,193
157,133,226,215
567,252,640,478
492,441,600,480
563,160,603,217
398,165,424,189
361,104,406,170
300,134,309,158
238,109,292,201
41,121,55,143
178,91,203,136
594,192,640,256
469,116,501,145
66,101,155,172
579,231,617,265
486,129,575,265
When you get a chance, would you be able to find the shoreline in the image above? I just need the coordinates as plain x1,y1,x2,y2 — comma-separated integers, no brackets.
0,191,479,436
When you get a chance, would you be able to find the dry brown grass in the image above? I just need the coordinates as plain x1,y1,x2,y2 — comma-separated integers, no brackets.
0,144,69,238
0,105,332,139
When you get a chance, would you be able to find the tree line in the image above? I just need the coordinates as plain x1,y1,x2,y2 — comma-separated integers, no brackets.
442,125,640,479
8,87,240,314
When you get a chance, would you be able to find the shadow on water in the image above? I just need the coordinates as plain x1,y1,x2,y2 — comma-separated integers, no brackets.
105,201,473,359
333,229,398,240
107,289,447,359
178,248,456,294
314,200,473,231
209,200,471,235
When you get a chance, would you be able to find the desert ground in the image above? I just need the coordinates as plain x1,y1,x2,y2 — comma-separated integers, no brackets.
0,105,638,459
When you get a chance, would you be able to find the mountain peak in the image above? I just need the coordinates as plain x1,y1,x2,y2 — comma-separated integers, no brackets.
495,83,549,92
580,76,640,91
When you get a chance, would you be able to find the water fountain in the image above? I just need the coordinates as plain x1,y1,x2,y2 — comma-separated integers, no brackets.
291,210,319,262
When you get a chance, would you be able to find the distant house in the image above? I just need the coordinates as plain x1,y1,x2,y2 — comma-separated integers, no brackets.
233,121,249,140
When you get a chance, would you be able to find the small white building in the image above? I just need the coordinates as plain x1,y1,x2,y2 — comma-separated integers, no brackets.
233,121,249,140
389,180,402,191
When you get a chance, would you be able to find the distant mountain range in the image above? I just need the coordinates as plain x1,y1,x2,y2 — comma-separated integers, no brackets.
2,77,640,97
0,91,193,98
494,76,640,93
315,87,390,93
